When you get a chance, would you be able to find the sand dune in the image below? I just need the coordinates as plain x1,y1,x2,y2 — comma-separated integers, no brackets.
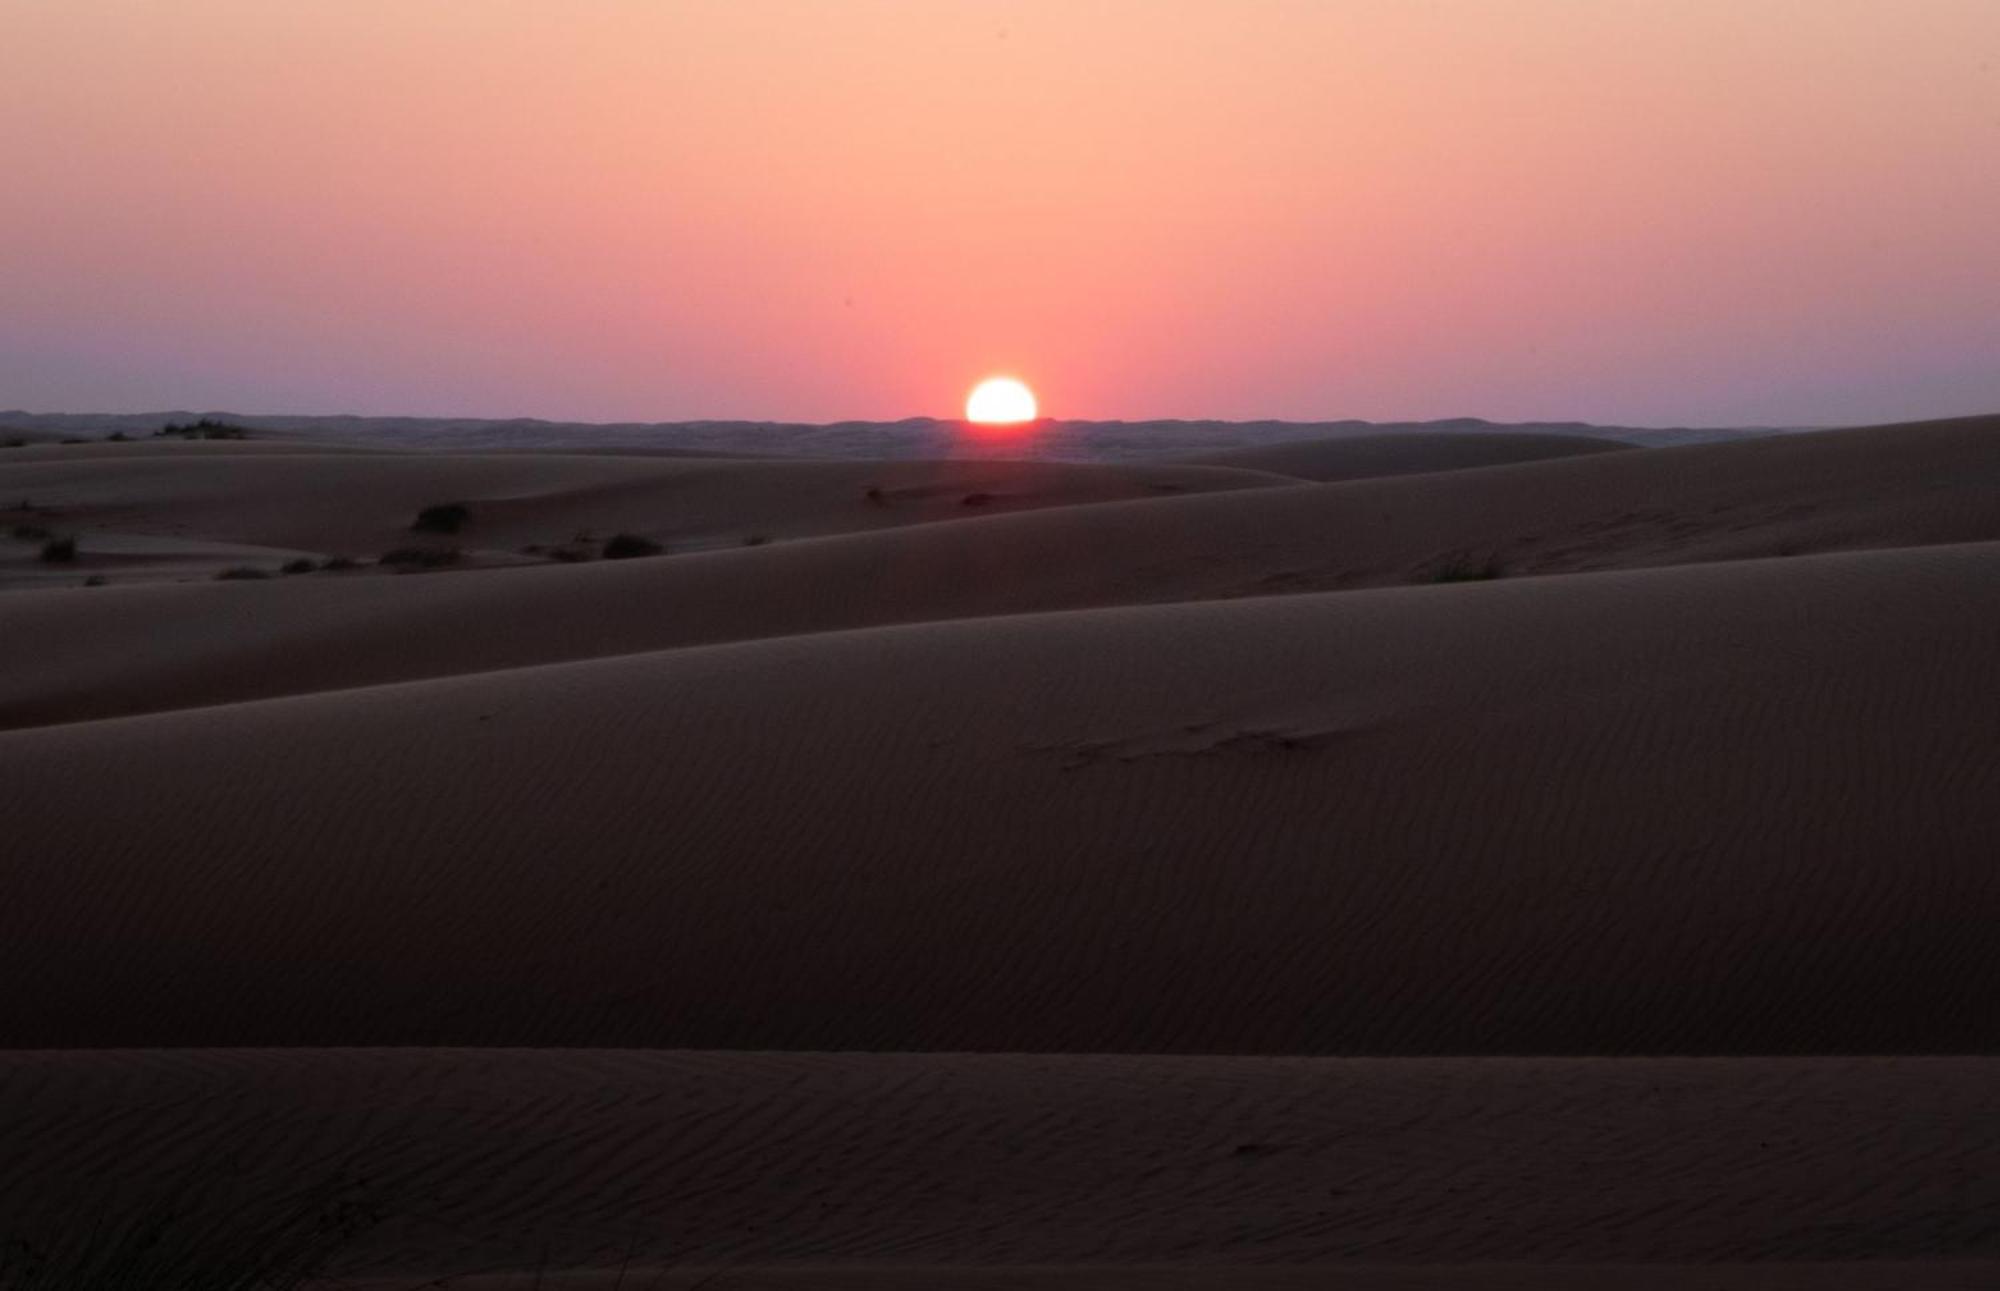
1186,430,1632,480
1,1050,1996,1284
0,446,1285,586
2,542,1995,1052
1,415,1994,729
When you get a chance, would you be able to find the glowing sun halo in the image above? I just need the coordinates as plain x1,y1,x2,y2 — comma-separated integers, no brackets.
965,376,1038,424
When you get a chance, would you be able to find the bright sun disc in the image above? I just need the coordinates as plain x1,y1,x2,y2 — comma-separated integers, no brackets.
965,376,1038,424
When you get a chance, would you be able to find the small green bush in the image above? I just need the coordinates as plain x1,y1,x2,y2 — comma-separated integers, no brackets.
602,532,663,559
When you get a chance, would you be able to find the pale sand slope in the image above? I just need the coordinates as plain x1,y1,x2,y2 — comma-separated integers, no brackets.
2,542,1996,1052
1,1051,1997,1283
1,415,1995,730
1186,430,1633,480
0,445,1286,575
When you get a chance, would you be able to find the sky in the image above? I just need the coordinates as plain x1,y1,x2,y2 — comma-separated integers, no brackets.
3,1,1997,426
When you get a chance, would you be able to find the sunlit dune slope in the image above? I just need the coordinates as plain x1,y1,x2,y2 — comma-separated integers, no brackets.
0,415,1994,730
2,542,1995,1052
1185,430,1633,480
3,1051,1997,1280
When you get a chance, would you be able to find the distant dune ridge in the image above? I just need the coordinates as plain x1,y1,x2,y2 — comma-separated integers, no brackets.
0,409,1776,457
2,412,1998,1284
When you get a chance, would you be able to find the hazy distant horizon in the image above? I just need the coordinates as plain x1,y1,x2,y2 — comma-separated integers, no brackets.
6,2,1997,426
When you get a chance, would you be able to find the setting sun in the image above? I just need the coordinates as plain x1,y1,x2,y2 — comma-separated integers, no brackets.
965,377,1038,425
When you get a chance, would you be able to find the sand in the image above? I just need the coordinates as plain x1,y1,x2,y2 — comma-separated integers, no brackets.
1185,429,1633,479
2,416,1996,1284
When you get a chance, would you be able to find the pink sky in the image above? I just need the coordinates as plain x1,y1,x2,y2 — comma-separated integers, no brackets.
4,1,1997,425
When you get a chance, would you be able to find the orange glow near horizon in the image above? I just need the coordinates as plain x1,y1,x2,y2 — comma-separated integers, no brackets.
1,2,1997,426
965,378,1039,425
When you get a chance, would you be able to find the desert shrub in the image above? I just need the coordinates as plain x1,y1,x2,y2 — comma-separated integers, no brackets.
742,534,770,547
280,558,319,575
83,575,107,587
378,546,461,569
2,438,24,449
107,431,130,442
321,555,361,572
11,524,51,541
156,418,248,441
602,532,663,559
59,437,87,445
1428,556,1505,584
961,491,995,506
216,566,272,580
863,485,886,505
39,536,75,563
411,502,470,534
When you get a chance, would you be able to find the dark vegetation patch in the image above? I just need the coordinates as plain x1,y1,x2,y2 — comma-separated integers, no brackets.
82,575,107,587
1426,555,1506,584
321,555,362,572
216,566,272,580
742,534,771,547
411,502,470,535
379,546,462,570
156,418,249,440
11,525,51,541
960,491,996,506
602,532,664,559
280,558,319,575
546,546,591,563
39,536,76,563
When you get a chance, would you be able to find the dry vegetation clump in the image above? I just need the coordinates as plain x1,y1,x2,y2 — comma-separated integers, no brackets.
1427,555,1506,583
155,418,249,441
38,536,76,563
602,533,664,559
411,503,471,535
378,547,461,570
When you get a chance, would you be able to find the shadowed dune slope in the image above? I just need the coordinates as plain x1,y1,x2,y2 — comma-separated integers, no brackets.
3,1051,1998,1280
1185,430,1633,480
1,415,1997,729
2,543,1996,1052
